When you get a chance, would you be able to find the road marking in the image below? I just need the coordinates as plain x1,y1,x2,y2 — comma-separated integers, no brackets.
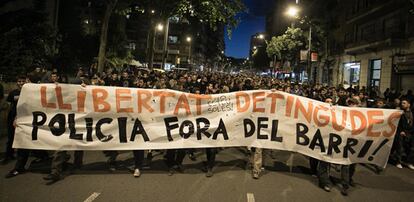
247,193,255,202
84,192,100,202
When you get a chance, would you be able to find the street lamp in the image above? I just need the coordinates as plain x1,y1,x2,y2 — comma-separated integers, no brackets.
286,6,312,84
286,6,299,18
186,36,192,64
156,23,164,31
149,23,165,69
258,34,264,39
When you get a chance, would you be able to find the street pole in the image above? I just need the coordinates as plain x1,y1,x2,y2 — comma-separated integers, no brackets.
307,26,312,84
161,18,169,70
273,54,276,78
188,41,192,65
148,28,156,69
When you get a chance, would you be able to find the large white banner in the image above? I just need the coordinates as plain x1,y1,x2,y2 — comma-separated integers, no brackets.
14,84,402,167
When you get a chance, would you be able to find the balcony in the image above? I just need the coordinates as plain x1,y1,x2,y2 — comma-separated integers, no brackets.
345,0,401,24
344,32,406,54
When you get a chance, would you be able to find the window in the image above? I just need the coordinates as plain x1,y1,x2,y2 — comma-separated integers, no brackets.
168,36,179,44
360,23,375,41
383,16,401,36
344,32,353,44
369,59,381,88
343,62,361,89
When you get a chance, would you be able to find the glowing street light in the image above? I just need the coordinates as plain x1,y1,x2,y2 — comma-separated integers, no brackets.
151,10,155,14
286,6,299,18
156,23,164,31
186,36,192,42
258,34,264,39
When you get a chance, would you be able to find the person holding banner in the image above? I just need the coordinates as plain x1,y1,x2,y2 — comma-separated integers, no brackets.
43,73,84,182
5,76,50,178
2,75,26,164
339,97,360,196
316,97,334,192
165,78,190,176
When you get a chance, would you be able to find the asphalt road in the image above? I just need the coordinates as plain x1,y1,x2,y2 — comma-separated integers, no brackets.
1,138,414,202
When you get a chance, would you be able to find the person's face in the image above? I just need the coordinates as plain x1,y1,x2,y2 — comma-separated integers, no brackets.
349,103,357,107
138,80,144,86
35,67,41,72
17,79,26,89
285,87,291,92
51,74,58,82
112,73,118,79
325,98,333,104
401,100,410,110
122,72,128,78
376,101,385,108
359,93,364,99
339,90,346,96
160,78,165,84
394,98,400,106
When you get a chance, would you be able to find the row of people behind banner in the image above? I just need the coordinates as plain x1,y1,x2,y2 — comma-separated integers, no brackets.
1,67,414,196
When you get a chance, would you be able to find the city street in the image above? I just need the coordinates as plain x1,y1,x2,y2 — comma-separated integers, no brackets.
1,0,414,201
1,137,414,202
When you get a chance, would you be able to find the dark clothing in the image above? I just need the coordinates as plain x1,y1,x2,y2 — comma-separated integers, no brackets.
7,89,20,119
337,96,348,106
13,149,49,171
341,164,356,188
105,78,121,87
5,89,21,158
14,149,30,171
394,132,414,164
103,151,118,166
166,149,186,168
120,78,134,87
50,151,83,175
318,161,331,186
0,83,4,100
309,157,319,175
393,110,414,164
133,150,144,169
206,148,216,169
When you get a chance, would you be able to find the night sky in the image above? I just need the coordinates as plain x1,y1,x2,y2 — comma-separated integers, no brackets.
225,0,273,59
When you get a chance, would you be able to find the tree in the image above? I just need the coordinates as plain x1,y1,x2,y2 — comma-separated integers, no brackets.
97,0,119,74
0,9,57,80
266,27,305,62
95,0,245,73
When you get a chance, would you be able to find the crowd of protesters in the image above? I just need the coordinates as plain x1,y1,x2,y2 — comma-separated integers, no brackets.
1,64,414,196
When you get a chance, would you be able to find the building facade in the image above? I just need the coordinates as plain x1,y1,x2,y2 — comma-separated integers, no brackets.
329,0,414,93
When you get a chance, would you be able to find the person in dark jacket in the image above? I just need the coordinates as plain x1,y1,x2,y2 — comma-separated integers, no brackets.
393,98,414,170
1,76,26,164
